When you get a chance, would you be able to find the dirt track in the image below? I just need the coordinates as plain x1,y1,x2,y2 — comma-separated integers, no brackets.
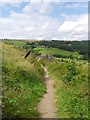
37,67,57,118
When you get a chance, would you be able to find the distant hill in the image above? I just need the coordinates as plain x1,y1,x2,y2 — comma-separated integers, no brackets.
38,40,88,55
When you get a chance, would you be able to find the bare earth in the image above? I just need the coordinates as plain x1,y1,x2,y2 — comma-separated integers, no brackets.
37,67,58,118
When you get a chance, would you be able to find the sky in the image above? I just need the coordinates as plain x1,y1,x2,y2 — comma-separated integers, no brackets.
0,0,89,40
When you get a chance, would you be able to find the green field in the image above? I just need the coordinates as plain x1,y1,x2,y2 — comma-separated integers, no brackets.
34,47,83,58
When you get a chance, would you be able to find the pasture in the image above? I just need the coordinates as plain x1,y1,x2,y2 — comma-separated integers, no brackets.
34,47,83,59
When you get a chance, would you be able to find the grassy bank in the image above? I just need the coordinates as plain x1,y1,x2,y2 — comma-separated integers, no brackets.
3,40,26,48
2,43,46,118
43,59,88,118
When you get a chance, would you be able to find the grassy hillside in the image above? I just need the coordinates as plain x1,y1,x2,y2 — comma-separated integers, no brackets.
42,59,88,118
2,40,88,118
3,40,26,47
3,40,38,49
2,43,46,118
34,47,83,59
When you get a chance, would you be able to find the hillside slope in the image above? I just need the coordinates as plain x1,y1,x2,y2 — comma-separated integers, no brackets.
2,44,46,118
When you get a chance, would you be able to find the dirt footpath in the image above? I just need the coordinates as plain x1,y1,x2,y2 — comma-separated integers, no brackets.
37,67,57,118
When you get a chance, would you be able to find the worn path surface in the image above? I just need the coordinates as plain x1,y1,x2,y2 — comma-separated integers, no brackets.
37,67,57,118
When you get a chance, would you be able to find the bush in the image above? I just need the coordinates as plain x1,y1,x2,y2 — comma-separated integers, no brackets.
43,52,88,118
63,59,80,83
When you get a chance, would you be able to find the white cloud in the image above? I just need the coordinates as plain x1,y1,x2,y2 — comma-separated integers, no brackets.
0,0,30,8
65,3,80,8
0,10,61,39
58,14,88,40
0,1,88,41
42,23,49,30
0,13,88,40
64,3,88,9
30,0,89,2
1,0,28,2
36,37,43,40
0,1,21,8
58,21,78,33
25,27,34,31
23,2,53,15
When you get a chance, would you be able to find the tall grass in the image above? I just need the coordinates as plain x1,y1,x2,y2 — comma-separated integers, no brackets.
2,44,46,118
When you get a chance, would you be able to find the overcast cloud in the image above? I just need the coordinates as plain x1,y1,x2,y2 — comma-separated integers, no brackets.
0,1,88,40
